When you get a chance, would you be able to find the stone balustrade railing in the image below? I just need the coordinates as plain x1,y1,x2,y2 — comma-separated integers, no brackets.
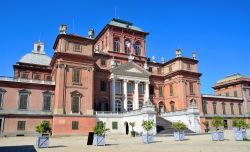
0,76,55,85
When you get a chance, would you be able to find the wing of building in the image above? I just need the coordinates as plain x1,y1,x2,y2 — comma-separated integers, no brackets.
0,19,250,136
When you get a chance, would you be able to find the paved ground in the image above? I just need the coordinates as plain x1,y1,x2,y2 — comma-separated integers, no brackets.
0,130,250,152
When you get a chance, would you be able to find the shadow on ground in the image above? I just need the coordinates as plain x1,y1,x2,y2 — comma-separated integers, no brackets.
0,145,37,152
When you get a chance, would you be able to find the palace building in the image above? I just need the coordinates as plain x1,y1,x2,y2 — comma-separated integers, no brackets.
0,18,249,136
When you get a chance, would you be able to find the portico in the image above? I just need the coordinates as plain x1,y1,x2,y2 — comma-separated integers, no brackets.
110,62,151,112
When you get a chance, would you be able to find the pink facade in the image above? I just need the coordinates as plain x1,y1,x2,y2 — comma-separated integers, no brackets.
0,19,249,136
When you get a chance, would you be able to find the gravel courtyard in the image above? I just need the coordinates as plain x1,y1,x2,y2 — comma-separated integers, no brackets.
0,130,250,152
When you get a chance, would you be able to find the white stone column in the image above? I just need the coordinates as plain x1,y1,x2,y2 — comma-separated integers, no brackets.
123,79,128,111
110,78,116,112
134,80,139,110
144,81,150,103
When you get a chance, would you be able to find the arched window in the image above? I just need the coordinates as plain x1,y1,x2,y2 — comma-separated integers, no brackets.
134,41,141,55
139,101,143,109
213,102,217,114
124,39,131,54
230,103,234,115
238,103,242,115
37,45,41,52
71,91,83,114
113,38,120,52
222,102,226,115
159,101,165,113
170,101,175,112
127,101,133,111
115,99,122,112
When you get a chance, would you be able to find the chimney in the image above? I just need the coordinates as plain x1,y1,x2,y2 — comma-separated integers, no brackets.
59,24,67,34
88,29,95,39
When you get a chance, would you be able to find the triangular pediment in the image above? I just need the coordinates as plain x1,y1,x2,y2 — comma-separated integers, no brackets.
111,62,151,78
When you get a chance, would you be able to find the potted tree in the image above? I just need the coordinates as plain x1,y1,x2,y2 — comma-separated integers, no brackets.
172,121,186,141
93,121,110,146
141,120,154,144
202,121,210,133
233,118,248,141
211,116,224,141
129,122,136,137
35,121,52,148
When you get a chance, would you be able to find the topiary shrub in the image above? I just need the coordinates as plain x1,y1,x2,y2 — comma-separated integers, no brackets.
93,121,110,136
36,121,52,135
212,116,224,130
172,121,186,132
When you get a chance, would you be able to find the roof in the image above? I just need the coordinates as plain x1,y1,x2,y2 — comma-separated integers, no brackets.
216,73,250,84
201,94,243,100
108,18,144,32
19,42,51,66
111,61,151,78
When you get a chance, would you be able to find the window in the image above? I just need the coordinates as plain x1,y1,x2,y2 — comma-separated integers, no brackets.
169,66,172,73
71,95,80,113
189,82,194,95
148,67,152,72
74,44,81,52
149,86,154,96
127,101,133,111
115,99,122,112
187,64,191,70
139,101,143,109
138,83,144,94
169,84,173,96
102,41,104,51
0,89,6,109
43,94,52,111
46,75,52,81
113,38,120,52
134,41,141,55
72,121,79,130
230,103,234,115
34,74,40,80
234,90,238,97
159,86,163,97
105,36,108,48
72,69,80,84
21,72,29,79
37,45,41,52
18,90,30,110
202,101,207,114
124,40,130,54
238,103,242,115
100,58,106,66
17,121,25,130
170,101,175,112
100,81,106,92
157,67,162,74
127,82,133,94
112,122,118,130
115,82,121,94
213,102,217,114
222,102,226,115
226,92,229,97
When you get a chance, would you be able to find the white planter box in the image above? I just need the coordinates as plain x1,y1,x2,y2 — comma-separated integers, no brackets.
212,131,224,141
234,130,247,141
93,135,105,146
36,135,49,148
174,132,185,141
142,134,154,144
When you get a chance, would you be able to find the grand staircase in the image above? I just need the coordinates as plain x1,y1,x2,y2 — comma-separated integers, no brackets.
156,116,195,134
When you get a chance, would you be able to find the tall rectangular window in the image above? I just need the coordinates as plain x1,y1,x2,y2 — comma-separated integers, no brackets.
112,122,118,130
17,121,25,130
159,86,163,97
100,81,106,92
202,101,207,114
213,102,217,114
127,82,132,94
100,58,106,66
0,92,3,108
187,64,191,70
19,94,28,110
115,82,121,94
234,90,238,97
138,83,144,94
21,72,29,79
222,102,226,115
149,86,154,96
169,84,173,96
238,103,242,115
148,67,153,72
157,67,162,74
226,92,229,97
71,96,80,113
34,74,41,80
189,82,194,95
74,44,81,52
72,69,80,83
72,121,79,130
230,103,234,115
43,94,51,111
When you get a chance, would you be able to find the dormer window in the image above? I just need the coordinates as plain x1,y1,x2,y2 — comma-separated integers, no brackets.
134,41,141,55
37,45,41,52
21,72,29,79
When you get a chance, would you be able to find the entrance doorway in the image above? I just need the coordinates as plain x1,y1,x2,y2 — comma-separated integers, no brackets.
124,122,129,135
224,120,228,129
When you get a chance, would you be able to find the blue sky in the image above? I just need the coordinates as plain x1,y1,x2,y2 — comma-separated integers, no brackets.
0,0,249,94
